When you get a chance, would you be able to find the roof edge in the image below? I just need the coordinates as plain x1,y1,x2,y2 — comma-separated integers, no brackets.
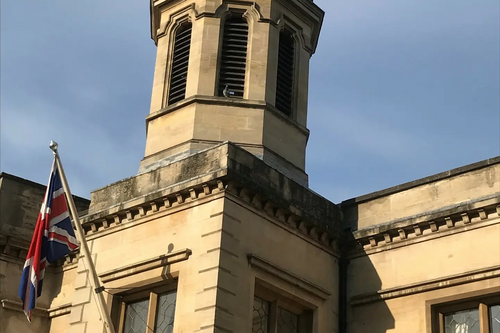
0,172,91,203
341,156,500,207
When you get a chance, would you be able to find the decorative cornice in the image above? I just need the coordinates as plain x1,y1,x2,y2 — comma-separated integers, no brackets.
1,300,71,318
0,234,78,268
274,0,324,54
79,177,338,254
225,181,340,254
248,254,331,301
0,235,29,262
145,95,309,136
350,265,500,306
99,248,192,283
79,146,340,253
81,179,225,236
347,195,500,257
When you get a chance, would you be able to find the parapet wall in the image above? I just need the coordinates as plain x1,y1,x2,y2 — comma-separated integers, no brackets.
341,157,500,231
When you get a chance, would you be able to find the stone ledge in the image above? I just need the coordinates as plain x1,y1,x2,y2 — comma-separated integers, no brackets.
47,303,72,318
350,265,500,306
99,248,192,283
0,300,71,318
248,254,331,301
146,95,309,136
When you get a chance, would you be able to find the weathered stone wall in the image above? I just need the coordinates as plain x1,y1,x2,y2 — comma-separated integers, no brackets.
344,158,500,333
46,192,339,332
0,173,90,242
40,142,340,332
342,158,500,231
222,197,339,332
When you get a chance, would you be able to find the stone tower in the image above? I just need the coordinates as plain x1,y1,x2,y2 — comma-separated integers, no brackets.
140,0,324,186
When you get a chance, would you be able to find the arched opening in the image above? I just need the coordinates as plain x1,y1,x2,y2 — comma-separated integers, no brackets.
275,29,295,117
168,22,192,105
217,14,249,98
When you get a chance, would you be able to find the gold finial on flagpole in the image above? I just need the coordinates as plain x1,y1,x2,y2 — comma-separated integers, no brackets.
49,140,59,154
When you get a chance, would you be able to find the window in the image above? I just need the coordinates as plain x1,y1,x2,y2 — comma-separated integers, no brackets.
252,295,312,333
433,295,500,333
167,22,192,105
217,14,249,98
275,29,295,117
118,287,177,333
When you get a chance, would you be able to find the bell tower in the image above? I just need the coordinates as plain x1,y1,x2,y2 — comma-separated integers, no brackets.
141,0,324,186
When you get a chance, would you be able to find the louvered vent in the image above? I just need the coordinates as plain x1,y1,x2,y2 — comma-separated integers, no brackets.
168,23,192,105
218,15,248,98
276,30,295,116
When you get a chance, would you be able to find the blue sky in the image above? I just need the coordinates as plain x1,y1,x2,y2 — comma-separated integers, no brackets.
1,1,499,203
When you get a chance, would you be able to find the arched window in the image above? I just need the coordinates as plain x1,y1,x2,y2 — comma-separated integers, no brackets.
168,23,192,105
275,29,295,117
217,14,249,98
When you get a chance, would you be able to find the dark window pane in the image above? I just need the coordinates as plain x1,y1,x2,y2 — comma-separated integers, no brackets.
444,308,480,333
123,299,149,333
491,304,500,333
277,307,298,333
252,297,269,333
155,291,177,333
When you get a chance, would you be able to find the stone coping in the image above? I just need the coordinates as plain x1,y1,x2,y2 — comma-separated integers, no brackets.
341,156,500,207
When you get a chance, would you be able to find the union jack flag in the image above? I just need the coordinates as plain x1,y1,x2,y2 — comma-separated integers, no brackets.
18,158,79,321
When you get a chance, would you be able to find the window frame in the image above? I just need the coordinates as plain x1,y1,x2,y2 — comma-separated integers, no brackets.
432,294,500,333
253,284,313,333
116,283,177,333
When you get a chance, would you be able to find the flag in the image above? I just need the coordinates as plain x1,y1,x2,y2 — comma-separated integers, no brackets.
18,158,79,321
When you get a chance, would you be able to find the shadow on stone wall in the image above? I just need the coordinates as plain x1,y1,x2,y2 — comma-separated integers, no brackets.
161,243,175,280
341,208,395,333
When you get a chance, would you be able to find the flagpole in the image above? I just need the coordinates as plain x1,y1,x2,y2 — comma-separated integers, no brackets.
49,141,116,333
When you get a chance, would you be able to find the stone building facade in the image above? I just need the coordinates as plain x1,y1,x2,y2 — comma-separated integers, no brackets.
1,0,499,332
